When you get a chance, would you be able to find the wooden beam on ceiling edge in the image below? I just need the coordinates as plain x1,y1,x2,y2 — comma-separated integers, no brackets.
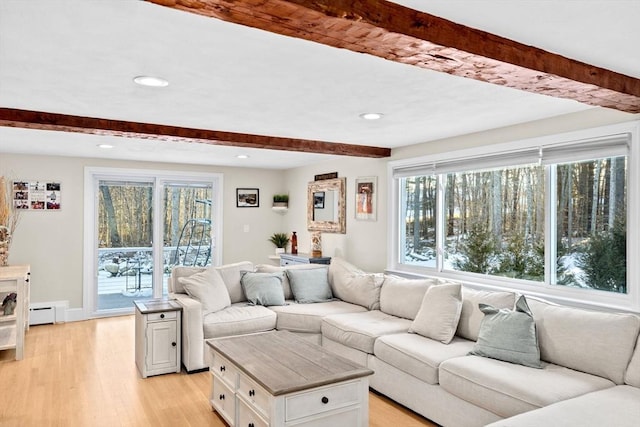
147,0,640,113
0,108,391,158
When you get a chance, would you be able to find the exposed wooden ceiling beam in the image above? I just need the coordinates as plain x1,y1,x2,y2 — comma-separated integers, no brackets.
147,0,640,113
0,108,391,158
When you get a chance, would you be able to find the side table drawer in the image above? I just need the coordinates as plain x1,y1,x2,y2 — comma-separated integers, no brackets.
211,352,239,389
147,311,177,322
285,380,361,421
237,397,268,427
238,373,270,420
212,376,236,426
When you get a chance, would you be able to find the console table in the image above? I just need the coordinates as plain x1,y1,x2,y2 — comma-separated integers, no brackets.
279,253,331,266
207,330,372,427
0,265,30,360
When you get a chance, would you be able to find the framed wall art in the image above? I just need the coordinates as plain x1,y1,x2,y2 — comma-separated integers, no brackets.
355,177,376,221
13,181,61,210
236,188,259,208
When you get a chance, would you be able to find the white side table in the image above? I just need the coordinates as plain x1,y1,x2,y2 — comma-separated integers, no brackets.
134,299,182,378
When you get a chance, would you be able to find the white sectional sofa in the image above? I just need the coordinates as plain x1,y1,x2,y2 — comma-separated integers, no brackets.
168,258,640,427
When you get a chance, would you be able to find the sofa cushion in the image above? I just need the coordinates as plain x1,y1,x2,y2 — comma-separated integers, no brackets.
202,303,276,339
178,267,231,315
286,267,333,303
485,385,640,427
328,257,384,310
170,266,206,294
270,300,367,333
374,333,475,385
528,298,640,384
457,287,516,341
255,263,328,300
439,355,615,419
409,283,462,344
624,333,640,387
240,271,286,306
322,310,412,354
469,295,541,368
379,275,436,320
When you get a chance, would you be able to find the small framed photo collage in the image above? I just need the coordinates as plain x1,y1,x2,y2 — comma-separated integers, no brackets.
13,181,61,210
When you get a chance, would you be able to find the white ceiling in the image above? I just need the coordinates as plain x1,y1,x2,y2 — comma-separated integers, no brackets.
0,0,638,169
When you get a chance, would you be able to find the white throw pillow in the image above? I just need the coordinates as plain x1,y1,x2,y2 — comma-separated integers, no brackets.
409,283,462,344
328,257,384,310
178,267,231,315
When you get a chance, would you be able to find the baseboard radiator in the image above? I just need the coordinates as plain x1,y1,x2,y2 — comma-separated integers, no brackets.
29,301,67,325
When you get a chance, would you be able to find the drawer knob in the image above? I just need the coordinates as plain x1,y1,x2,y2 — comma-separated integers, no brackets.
160,313,165,319
219,394,225,400
220,366,226,372
249,389,255,397
171,342,177,347
321,396,329,404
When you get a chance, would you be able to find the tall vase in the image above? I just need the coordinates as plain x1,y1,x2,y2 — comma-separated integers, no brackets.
311,232,322,258
0,225,10,267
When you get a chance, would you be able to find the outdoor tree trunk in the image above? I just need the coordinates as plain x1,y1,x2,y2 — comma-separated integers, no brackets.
100,185,122,247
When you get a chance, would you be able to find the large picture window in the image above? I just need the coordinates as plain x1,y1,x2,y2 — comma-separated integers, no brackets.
390,124,637,310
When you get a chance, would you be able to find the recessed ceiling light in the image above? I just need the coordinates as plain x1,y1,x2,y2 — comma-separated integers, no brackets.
359,112,384,120
236,154,249,159
133,75,169,87
97,144,114,149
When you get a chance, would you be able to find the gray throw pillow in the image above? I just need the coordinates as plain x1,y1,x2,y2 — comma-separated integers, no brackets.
469,295,542,368
240,272,286,306
286,267,333,303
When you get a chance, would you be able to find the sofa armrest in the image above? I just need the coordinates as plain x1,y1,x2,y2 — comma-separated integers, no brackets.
172,293,206,372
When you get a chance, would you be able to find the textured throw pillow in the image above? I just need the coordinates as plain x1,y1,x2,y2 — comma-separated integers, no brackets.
240,271,286,306
409,283,463,344
469,295,542,368
178,267,231,315
286,267,333,303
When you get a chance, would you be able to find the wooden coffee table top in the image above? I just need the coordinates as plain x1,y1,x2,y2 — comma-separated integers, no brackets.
207,330,373,396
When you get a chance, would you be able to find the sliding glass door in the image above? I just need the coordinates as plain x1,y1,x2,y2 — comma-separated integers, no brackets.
85,168,221,317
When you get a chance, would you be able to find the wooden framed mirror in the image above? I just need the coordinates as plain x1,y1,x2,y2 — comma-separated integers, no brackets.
307,177,346,234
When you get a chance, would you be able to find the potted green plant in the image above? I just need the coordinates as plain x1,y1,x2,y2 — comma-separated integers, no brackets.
268,232,290,254
272,194,289,208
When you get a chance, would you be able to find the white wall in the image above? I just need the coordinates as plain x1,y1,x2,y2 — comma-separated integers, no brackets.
0,153,286,309
283,157,388,273
1,108,635,313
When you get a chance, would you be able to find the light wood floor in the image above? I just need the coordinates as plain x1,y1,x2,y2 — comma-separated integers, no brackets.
0,316,437,426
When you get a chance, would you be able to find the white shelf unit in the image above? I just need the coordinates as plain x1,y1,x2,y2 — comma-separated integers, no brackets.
0,265,30,360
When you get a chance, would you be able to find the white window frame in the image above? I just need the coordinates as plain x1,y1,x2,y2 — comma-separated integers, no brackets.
388,121,640,313
83,167,223,319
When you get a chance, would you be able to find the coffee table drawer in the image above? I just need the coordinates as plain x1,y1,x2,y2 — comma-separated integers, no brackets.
237,397,268,427
211,353,239,389
285,380,361,421
238,373,270,420
212,376,236,426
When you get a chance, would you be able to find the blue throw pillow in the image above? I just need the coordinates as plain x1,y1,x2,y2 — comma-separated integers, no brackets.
240,272,286,306
286,267,333,303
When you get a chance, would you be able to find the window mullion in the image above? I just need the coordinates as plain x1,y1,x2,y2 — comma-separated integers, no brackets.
436,174,445,272
546,165,557,285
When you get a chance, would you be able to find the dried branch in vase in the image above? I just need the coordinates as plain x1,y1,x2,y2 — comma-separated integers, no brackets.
0,176,21,266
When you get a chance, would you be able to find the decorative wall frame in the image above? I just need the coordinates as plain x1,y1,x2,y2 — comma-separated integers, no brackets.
236,188,259,207
355,176,376,221
307,177,346,233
